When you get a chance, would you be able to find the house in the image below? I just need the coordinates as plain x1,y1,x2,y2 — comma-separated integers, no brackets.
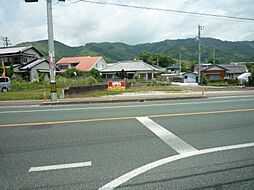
218,63,248,79
166,64,180,73
194,63,212,73
57,56,107,72
14,57,49,82
202,65,227,81
183,72,197,83
100,60,159,80
0,45,50,82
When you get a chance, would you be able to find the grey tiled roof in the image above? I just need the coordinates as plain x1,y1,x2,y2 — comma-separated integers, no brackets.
0,46,33,55
101,60,159,72
19,58,48,70
218,64,248,74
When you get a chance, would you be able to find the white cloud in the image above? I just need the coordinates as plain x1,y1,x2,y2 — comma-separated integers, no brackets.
0,0,254,46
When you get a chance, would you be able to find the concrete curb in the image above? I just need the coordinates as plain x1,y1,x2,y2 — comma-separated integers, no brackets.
41,96,207,106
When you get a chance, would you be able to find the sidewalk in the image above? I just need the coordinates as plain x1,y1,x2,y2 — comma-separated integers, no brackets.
1,90,253,107
43,91,206,105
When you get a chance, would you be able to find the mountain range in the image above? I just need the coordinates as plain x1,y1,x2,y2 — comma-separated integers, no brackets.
19,38,254,64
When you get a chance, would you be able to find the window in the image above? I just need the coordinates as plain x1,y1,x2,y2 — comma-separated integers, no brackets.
22,57,28,63
0,78,9,82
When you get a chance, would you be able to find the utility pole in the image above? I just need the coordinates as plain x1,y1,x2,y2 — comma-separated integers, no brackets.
47,0,57,102
179,53,182,73
197,25,204,85
2,37,11,47
213,48,216,64
25,0,65,102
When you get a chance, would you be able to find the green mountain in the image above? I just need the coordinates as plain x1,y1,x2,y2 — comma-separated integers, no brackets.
19,38,254,64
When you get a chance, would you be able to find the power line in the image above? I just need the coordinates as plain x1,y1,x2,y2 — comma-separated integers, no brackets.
76,0,254,22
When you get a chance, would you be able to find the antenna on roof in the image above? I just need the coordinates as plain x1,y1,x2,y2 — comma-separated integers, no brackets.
2,37,11,47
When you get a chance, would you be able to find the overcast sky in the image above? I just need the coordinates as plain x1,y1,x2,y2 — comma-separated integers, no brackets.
1,0,254,47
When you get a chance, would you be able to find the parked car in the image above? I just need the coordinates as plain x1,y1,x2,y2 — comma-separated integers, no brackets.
0,77,12,92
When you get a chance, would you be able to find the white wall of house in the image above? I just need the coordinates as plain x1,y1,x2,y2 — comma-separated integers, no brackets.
183,73,196,83
92,58,107,71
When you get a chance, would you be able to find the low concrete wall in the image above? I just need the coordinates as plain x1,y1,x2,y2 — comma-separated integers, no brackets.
64,82,131,96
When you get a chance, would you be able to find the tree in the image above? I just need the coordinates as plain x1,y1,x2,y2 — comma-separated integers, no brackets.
136,51,176,67
62,68,83,78
88,68,101,80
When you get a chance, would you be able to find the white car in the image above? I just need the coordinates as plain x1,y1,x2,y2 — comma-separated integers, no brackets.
0,77,12,92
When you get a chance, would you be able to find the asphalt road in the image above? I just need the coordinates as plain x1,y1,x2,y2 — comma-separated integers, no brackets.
0,96,254,189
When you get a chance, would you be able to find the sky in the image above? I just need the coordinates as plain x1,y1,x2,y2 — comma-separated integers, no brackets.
1,0,254,47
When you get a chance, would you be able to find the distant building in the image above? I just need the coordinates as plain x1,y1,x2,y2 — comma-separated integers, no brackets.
194,63,212,73
101,60,159,80
183,72,197,83
218,63,248,79
57,56,107,72
0,46,49,82
166,64,180,73
202,65,227,81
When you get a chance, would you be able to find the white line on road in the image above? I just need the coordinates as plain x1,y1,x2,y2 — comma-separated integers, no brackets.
98,142,254,190
1,97,254,114
29,161,92,172
136,117,197,154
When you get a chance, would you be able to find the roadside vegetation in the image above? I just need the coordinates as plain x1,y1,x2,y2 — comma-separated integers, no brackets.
1,65,254,101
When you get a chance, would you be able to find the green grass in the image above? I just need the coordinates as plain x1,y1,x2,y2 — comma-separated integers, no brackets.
65,90,122,98
0,89,49,101
0,78,201,101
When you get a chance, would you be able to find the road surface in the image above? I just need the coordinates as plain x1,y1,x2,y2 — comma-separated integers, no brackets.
1,96,254,189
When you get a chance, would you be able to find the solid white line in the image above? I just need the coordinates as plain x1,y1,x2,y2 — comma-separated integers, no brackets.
98,142,254,190
136,117,197,154
1,97,254,114
29,161,92,172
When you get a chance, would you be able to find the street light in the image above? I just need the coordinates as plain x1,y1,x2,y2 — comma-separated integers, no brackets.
25,0,65,102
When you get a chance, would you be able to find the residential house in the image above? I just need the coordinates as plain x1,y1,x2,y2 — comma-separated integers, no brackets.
166,64,180,73
183,72,197,83
218,63,248,79
100,60,159,80
202,65,227,81
0,45,50,82
57,56,107,72
194,63,212,73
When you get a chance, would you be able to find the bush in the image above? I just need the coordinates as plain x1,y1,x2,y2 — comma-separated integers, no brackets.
202,77,208,85
61,68,84,78
88,68,101,80
84,76,98,85
226,78,238,85
248,71,254,86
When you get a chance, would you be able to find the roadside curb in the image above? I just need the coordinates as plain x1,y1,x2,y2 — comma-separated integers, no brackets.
41,96,207,106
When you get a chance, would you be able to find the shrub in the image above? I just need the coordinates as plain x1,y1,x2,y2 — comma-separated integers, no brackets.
61,68,84,78
88,68,101,80
84,76,97,85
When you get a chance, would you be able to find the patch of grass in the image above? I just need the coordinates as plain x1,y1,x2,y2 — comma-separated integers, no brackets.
65,90,122,98
0,89,49,101
207,81,229,86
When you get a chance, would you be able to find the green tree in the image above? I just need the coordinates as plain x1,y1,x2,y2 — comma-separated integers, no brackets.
88,68,101,80
137,51,176,67
62,68,83,78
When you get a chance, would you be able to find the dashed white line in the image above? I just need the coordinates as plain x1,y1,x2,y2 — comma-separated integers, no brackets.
136,117,197,154
98,142,254,190
29,161,92,172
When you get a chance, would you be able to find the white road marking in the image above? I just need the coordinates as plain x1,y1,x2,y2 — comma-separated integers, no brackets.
1,97,254,114
29,161,92,172
98,142,254,190
136,117,197,154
